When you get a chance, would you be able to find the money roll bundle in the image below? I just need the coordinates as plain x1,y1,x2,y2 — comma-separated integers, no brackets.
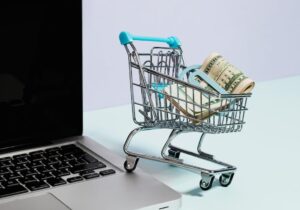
200,53,255,94
163,52,255,124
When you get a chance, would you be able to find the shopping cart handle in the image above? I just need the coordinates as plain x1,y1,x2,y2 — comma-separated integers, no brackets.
119,31,181,48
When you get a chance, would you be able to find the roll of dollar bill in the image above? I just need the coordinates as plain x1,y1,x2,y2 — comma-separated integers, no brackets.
200,52,255,94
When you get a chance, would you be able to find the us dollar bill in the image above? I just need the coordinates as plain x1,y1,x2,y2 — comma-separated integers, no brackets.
200,52,255,94
163,84,228,124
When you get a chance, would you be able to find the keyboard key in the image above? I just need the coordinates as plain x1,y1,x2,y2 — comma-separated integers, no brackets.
51,162,70,171
46,157,60,165
14,160,29,166
0,160,14,168
29,161,44,168
30,153,45,162
3,179,19,187
36,166,55,173
0,157,12,162
25,181,49,191
49,163,59,170
3,172,22,180
46,177,66,187
71,149,85,157
60,149,74,156
69,162,105,174
35,172,53,180
100,169,116,176
53,169,70,177
59,162,71,169
67,176,83,183
63,154,76,161
19,175,37,184
45,151,61,158
20,169,38,176
68,159,86,167
80,154,98,163
13,157,30,165
0,168,10,175
10,164,28,172
61,145,84,156
0,184,28,198
45,147,61,153
79,170,95,176
83,173,99,180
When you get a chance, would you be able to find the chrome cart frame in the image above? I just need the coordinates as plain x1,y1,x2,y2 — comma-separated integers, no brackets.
119,32,251,190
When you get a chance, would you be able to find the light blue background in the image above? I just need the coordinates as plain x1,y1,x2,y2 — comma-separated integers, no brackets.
83,0,300,110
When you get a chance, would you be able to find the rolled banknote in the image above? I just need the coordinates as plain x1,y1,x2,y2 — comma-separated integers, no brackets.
200,53,255,94
163,84,228,124
163,53,254,124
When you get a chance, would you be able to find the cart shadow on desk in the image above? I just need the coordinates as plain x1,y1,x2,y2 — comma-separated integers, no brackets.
183,181,221,197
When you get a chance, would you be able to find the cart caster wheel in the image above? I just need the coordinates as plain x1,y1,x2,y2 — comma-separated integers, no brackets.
124,158,139,173
199,176,214,191
219,173,234,187
168,149,180,159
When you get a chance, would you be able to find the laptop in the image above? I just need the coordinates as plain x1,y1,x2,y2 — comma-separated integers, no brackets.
0,1,181,210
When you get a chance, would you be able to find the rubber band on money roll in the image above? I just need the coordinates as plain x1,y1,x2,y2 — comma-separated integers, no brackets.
178,65,228,94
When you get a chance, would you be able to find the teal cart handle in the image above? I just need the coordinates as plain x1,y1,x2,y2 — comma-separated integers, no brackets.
119,31,181,49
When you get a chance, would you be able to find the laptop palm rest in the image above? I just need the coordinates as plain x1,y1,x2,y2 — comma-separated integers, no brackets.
0,193,71,210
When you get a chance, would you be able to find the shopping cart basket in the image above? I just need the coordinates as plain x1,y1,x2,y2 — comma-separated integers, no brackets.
119,32,251,190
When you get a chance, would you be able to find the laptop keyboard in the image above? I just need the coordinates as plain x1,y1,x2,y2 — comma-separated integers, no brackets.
0,144,116,198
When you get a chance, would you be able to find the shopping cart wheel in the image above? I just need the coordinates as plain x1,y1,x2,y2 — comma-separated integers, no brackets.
199,175,214,191
219,173,234,187
168,149,181,159
124,157,139,173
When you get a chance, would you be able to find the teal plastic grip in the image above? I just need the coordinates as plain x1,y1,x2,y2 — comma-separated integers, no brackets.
151,83,169,99
178,65,228,94
119,31,181,48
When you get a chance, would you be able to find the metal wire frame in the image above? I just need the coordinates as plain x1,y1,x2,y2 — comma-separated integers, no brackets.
122,42,252,189
125,44,250,134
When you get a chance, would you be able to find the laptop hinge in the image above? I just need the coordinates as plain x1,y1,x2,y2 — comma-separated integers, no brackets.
0,135,82,155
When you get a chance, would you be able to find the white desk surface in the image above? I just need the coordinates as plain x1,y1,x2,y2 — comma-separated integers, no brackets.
84,75,300,210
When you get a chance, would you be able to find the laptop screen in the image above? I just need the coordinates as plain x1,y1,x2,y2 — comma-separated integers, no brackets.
0,1,82,151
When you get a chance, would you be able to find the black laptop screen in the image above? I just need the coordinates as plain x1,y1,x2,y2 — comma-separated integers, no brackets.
0,1,82,150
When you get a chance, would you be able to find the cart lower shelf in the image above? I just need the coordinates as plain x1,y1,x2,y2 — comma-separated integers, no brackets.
123,127,236,191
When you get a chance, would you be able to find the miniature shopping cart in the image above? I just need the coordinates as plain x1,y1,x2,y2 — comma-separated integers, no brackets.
119,32,251,190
